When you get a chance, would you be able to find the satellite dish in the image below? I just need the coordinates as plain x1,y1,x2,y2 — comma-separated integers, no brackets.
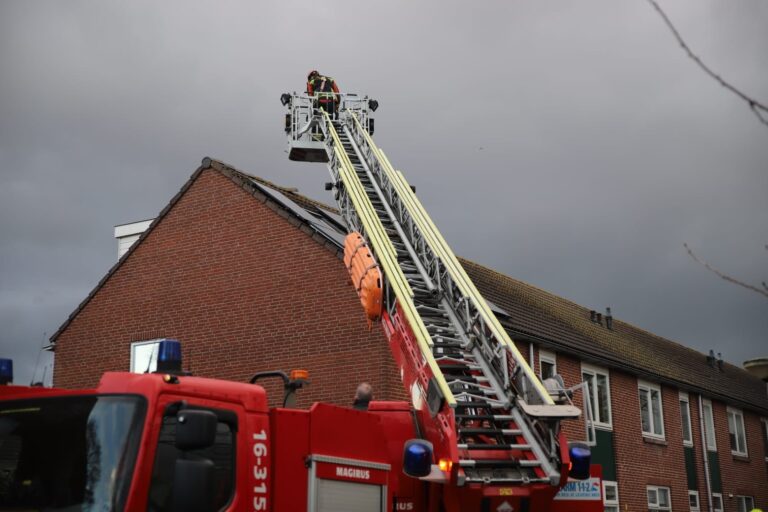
743,358,768,382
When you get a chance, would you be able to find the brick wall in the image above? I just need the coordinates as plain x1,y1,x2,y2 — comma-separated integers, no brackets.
535,346,768,511
711,401,768,511
53,168,406,407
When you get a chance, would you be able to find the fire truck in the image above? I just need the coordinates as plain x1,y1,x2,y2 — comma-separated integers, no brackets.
0,93,603,511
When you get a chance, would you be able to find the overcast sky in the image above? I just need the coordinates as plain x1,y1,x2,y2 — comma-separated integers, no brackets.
1,0,766,387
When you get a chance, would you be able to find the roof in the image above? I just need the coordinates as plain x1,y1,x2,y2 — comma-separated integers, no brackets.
51,158,768,414
461,259,768,414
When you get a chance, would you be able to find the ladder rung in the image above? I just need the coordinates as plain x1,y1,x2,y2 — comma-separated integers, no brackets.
459,459,541,468
458,428,523,436
458,443,531,451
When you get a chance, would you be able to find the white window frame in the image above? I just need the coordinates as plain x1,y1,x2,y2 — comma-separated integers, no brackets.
639,380,666,440
727,407,748,457
647,486,671,512
130,339,163,373
680,392,693,446
582,363,612,430
736,495,755,512
539,349,557,380
688,490,700,512
711,493,724,512
603,481,619,512
702,399,717,451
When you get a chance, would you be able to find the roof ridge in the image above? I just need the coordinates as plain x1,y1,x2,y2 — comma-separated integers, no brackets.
226,166,341,215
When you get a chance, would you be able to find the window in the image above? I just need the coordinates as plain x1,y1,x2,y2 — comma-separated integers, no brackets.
130,339,163,373
0,396,145,510
148,405,236,511
711,493,724,512
540,349,557,380
680,392,693,446
639,381,665,439
603,481,619,512
736,496,755,512
702,399,717,451
647,486,671,512
688,490,700,512
582,364,612,429
727,407,748,456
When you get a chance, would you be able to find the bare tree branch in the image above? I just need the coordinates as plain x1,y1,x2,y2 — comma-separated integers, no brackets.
684,243,768,299
647,0,768,128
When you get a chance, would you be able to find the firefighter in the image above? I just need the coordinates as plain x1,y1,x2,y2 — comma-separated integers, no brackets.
353,382,373,410
306,70,340,118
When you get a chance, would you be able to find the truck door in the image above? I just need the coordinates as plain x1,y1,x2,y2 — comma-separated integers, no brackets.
307,455,389,512
146,402,238,511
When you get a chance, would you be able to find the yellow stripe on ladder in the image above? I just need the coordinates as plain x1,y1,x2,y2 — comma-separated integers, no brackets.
351,115,553,406
324,114,456,406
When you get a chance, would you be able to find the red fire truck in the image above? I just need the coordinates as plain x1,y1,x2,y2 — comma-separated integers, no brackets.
0,93,603,511
0,351,600,512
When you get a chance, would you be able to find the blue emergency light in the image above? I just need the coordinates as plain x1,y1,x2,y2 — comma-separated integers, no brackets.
402,439,433,478
0,359,13,385
568,442,592,480
156,339,182,373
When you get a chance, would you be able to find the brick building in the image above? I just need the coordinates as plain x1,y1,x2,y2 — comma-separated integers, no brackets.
50,158,768,511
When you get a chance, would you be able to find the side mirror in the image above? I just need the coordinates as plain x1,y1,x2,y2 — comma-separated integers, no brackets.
402,439,433,478
176,410,217,451
171,459,215,512
280,93,292,106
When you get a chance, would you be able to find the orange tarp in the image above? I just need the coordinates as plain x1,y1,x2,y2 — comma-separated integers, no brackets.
343,232,383,322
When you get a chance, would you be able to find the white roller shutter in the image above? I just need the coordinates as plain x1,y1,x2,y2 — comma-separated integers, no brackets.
315,478,383,512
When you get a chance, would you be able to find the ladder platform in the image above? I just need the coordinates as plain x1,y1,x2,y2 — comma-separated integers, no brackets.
517,400,580,419
288,140,328,162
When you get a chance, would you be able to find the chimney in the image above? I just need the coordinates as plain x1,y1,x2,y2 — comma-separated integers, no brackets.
596,313,602,325
707,350,716,367
605,307,613,330
717,353,724,371
590,310,597,322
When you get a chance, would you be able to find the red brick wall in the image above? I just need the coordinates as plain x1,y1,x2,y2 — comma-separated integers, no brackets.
53,169,406,407
535,346,768,511
711,401,768,511
612,375,690,511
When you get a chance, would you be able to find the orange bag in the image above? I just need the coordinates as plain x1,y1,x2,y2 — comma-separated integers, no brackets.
343,232,383,322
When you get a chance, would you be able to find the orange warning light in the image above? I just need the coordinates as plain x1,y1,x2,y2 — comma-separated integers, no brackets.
438,458,453,472
291,369,309,380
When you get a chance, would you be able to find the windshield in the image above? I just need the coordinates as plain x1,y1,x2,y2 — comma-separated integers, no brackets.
0,395,145,511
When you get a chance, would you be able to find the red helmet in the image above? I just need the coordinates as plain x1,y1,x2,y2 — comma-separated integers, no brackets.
307,70,319,81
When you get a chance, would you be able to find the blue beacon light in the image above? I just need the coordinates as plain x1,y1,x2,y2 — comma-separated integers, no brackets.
568,442,592,480
402,439,433,478
156,339,182,373
0,359,13,385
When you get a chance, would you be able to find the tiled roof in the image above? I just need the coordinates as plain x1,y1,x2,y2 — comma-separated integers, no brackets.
460,259,768,414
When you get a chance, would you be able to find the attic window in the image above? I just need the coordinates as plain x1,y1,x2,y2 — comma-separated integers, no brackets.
130,339,162,373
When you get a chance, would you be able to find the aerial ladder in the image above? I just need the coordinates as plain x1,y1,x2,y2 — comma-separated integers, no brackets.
282,92,587,505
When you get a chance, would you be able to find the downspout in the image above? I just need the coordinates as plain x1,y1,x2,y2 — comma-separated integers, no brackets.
698,394,713,512
529,343,535,374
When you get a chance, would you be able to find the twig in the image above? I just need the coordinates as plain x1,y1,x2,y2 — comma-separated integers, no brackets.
647,0,768,128
684,243,768,299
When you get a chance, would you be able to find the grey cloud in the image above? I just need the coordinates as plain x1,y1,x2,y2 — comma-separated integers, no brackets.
1,0,766,386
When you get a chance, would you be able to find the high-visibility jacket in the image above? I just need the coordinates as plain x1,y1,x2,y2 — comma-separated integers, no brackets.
307,75,340,103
